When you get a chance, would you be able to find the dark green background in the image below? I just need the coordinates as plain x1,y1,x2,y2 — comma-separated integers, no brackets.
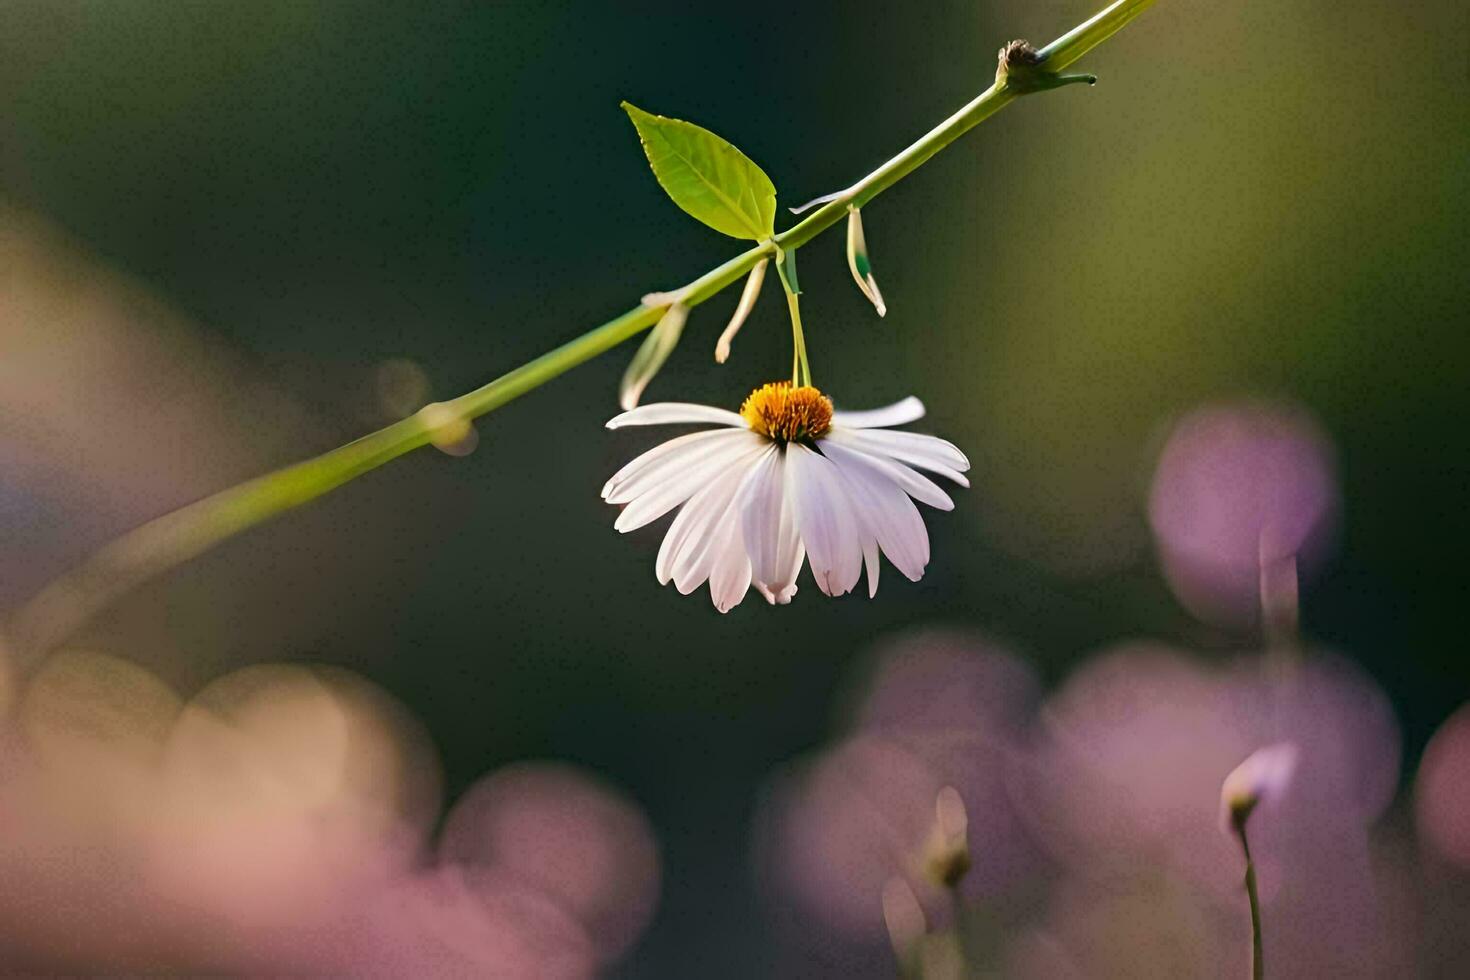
1,1,1465,974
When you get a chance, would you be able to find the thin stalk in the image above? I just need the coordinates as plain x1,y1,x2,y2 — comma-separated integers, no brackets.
792,292,811,387
3,0,1160,664
948,887,974,976
775,247,811,386
1257,534,1301,661
1233,815,1265,980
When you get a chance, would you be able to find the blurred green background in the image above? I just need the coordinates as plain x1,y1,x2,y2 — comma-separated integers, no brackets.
1,0,1465,974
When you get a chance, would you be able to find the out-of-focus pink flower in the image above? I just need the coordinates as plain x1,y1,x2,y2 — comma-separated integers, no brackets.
753,631,1042,956
145,665,441,951
852,630,1042,903
1019,644,1398,883
851,628,1040,735
1002,876,1236,980
0,655,659,975
758,735,958,941
1016,643,1245,888
1003,822,1421,980
0,652,187,970
1013,643,1405,978
329,866,597,979
881,876,927,960
1224,653,1400,827
1147,400,1339,628
1416,701,1470,870
438,761,661,964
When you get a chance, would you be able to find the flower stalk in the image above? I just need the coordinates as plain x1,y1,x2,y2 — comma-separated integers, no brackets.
3,0,1161,664
1221,744,1297,980
1231,810,1265,980
774,247,811,387
1258,533,1300,656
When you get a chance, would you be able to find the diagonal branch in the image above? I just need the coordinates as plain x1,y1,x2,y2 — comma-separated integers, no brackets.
2,0,1161,665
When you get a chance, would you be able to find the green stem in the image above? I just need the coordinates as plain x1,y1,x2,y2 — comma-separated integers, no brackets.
947,887,973,977
774,248,811,386
2,0,1159,664
1234,818,1265,980
1037,0,1159,71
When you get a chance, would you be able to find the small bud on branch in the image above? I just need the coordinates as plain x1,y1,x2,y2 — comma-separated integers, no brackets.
996,39,1099,92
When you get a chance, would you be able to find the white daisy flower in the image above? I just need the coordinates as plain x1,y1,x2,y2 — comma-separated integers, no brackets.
602,382,969,612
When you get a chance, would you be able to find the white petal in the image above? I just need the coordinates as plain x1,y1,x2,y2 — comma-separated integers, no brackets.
669,461,756,593
833,426,970,470
604,429,753,504
656,459,749,585
861,533,881,598
655,496,700,585
808,447,884,597
740,448,783,592
831,396,926,430
606,403,747,429
786,444,863,597
615,435,765,532
742,449,804,606
826,427,971,486
671,497,737,592
817,440,954,511
769,527,805,604
707,510,754,613
825,445,931,582
605,430,716,499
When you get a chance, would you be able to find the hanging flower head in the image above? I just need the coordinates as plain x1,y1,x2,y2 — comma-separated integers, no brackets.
1220,742,1299,834
602,382,969,612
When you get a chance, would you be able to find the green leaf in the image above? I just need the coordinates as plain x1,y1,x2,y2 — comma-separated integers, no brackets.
622,101,776,241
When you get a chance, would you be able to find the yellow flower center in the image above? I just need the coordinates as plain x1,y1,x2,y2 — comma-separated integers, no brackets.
740,382,833,443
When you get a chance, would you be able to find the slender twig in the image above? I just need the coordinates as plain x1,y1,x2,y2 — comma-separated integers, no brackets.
2,0,1160,664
